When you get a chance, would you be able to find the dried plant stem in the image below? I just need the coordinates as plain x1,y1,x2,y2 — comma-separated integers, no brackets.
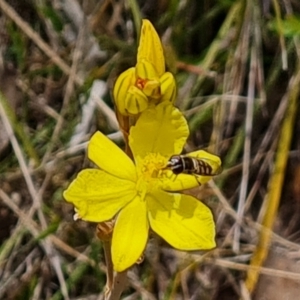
0,187,95,267
186,0,243,107
0,189,70,300
0,95,70,299
245,65,300,293
0,0,76,82
0,0,117,137
0,91,40,164
272,0,288,70
41,27,83,165
210,180,300,254
233,28,256,252
205,257,300,282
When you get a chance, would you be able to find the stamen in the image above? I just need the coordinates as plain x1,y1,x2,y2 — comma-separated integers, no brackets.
140,153,166,181
136,78,147,89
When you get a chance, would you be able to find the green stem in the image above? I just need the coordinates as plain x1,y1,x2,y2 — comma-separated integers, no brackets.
106,271,128,300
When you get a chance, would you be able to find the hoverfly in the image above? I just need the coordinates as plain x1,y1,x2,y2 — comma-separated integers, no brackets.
165,154,222,177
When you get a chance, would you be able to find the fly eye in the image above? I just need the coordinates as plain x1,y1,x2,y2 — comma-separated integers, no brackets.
171,158,178,164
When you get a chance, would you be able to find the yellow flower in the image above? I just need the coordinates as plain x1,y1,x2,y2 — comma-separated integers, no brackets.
113,19,176,116
63,103,221,272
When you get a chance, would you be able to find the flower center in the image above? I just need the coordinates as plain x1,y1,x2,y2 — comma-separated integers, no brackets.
136,153,171,199
136,77,161,99
135,153,166,197
136,77,147,89
140,153,166,181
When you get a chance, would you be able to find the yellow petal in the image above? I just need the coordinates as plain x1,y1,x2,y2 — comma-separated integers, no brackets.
147,191,216,250
129,102,189,160
112,196,149,272
143,80,161,99
160,72,177,103
63,169,136,222
88,131,137,181
136,59,159,80
137,19,165,76
161,171,200,191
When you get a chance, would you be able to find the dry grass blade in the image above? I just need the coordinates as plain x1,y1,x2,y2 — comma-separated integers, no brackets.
245,65,300,293
0,0,116,131
41,27,84,165
272,0,288,69
233,22,256,253
0,0,77,82
0,98,70,299
181,0,243,110
211,258,300,282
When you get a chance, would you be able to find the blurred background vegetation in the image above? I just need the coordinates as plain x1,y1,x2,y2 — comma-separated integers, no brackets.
0,0,300,299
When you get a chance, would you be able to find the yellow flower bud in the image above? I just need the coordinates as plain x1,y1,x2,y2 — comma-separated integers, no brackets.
160,72,177,104
137,20,165,77
113,68,135,104
124,86,149,115
113,20,177,116
113,67,147,116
